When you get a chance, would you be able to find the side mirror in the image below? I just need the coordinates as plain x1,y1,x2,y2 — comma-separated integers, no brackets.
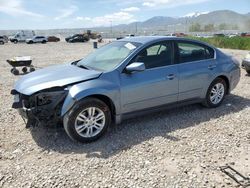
125,62,145,73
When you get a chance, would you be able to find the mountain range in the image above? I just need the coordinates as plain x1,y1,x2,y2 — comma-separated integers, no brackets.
0,10,250,37
109,10,250,32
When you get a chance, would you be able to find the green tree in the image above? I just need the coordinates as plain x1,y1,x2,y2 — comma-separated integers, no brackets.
204,24,215,32
246,20,250,30
189,23,201,32
232,24,239,30
219,23,228,30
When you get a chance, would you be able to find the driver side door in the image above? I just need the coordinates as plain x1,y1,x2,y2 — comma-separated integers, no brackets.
120,41,179,113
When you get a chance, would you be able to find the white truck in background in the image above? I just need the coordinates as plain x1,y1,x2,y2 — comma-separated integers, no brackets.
9,30,35,43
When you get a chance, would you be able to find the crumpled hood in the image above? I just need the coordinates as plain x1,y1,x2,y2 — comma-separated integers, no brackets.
14,64,102,95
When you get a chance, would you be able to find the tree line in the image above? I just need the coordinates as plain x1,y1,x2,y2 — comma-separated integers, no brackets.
189,23,239,32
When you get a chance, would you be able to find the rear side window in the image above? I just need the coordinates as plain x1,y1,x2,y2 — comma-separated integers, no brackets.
177,42,214,63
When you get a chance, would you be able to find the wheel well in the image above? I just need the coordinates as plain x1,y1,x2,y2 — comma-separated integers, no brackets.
217,75,230,94
88,94,116,120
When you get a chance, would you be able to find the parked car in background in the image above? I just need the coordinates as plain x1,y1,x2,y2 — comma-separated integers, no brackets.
9,30,35,43
242,52,250,74
11,36,240,143
171,33,188,37
117,34,135,40
65,34,89,43
47,36,60,42
213,33,225,37
65,34,80,42
2,35,9,43
26,36,48,44
228,34,238,38
0,36,5,44
241,33,250,37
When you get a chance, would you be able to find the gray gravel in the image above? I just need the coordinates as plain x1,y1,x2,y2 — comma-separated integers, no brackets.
0,42,249,188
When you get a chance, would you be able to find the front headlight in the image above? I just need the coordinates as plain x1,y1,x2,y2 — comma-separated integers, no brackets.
37,94,52,106
36,90,67,106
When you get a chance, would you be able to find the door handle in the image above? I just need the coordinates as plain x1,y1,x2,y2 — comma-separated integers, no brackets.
167,74,175,80
208,65,216,70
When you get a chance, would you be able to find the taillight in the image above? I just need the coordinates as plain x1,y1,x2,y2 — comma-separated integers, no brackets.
231,57,240,67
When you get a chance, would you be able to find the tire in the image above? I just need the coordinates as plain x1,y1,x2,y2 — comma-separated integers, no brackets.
22,67,28,73
10,68,15,73
12,68,19,75
30,67,35,72
63,98,111,143
0,41,4,45
13,40,18,44
246,69,250,74
42,40,46,44
203,78,227,108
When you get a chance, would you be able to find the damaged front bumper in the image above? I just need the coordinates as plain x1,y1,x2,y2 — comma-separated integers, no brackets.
11,89,68,127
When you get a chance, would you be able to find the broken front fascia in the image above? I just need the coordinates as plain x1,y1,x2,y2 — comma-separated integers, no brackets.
11,88,68,127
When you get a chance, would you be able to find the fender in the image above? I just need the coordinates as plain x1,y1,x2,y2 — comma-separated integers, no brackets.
201,73,230,96
61,74,121,117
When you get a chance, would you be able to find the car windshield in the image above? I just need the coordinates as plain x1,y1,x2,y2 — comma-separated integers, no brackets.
77,41,141,71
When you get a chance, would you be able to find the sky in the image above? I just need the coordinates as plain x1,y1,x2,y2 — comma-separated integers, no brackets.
0,0,250,30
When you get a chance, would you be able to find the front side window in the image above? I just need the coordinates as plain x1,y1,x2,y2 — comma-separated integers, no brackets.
77,41,141,71
177,42,214,63
132,42,173,69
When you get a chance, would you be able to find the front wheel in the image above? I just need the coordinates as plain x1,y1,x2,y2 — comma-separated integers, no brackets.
63,98,111,143
203,78,227,108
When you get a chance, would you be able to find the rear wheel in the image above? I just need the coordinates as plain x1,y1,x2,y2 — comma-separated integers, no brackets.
13,40,18,44
30,67,35,72
22,67,28,73
203,78,227,108
42,40,46,44
11,68,19,75
63,98,111,143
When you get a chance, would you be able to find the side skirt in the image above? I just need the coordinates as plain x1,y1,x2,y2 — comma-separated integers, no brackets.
116,98,203,124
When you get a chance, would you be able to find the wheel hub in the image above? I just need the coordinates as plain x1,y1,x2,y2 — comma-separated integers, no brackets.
210,83,225,105
74,107,105,138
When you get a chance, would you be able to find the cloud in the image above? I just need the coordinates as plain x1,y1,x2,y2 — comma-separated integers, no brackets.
54,5,78,20
0,0,44,17
87,11,136,26
121,6,140,12
142,0,210,8
75,16,91,21
142,2,155,7
183,11,209,17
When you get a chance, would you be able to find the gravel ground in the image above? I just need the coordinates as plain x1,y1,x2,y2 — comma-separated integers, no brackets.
0,41,249,188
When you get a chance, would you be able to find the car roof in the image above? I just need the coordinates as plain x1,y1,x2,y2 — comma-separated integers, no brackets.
119,36,215,48
119,36,175,44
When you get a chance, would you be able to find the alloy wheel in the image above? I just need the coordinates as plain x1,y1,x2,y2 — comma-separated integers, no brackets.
210,83,225,105
74,107,105,138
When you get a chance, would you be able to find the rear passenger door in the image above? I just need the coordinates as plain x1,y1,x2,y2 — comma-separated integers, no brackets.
175,40,216,101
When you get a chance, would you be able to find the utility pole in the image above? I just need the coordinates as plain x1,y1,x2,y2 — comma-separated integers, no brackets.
110,20,112,34
135,22,137,34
